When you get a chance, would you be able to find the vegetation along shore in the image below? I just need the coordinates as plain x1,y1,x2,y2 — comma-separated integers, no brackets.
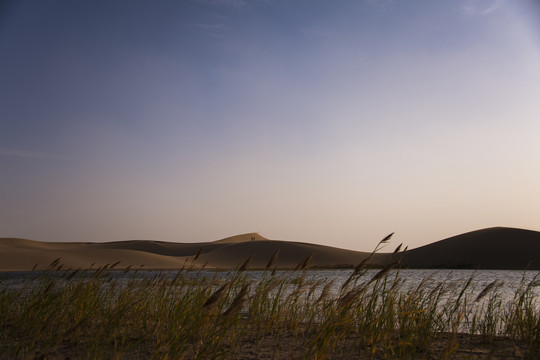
2,232,540,359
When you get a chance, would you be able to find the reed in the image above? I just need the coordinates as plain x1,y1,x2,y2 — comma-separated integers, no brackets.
1,259,539,359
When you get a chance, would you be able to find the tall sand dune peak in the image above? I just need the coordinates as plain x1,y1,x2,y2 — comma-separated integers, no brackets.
213,233,269,243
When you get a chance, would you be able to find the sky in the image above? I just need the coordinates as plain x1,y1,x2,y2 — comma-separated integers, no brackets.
1,0,540,251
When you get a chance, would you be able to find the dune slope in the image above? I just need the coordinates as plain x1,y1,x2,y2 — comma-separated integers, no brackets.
399,227,540,269
0,233,376,271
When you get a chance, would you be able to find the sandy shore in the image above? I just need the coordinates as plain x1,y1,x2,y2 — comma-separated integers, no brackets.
221,332,531,360
2,332,530,360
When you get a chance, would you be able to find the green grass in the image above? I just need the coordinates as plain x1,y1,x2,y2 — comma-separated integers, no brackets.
1,262,539,359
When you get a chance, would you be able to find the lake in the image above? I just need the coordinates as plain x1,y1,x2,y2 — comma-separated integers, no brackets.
2,268,539,303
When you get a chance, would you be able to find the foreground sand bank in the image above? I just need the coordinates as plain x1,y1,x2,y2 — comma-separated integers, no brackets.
0,332,529,360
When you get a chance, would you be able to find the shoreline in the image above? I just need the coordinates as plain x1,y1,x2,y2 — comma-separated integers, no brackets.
2,264,539,359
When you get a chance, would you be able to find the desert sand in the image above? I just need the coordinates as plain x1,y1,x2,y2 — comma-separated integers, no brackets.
0,233,380,271
399,227,540,269
1,227,539,271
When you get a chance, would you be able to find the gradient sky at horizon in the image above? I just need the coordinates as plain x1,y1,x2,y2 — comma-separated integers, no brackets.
1,0,540,251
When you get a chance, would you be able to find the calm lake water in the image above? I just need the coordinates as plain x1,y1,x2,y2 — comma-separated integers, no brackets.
2,269,537,335
2,269,539,304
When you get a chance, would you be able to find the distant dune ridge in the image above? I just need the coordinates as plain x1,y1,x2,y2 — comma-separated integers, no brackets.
0,233,379,271
1,227,539,271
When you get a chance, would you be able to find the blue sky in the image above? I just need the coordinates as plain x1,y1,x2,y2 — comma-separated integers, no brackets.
1,0,539,250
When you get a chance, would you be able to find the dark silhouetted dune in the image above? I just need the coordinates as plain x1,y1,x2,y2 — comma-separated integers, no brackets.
1,227,539,271
398,227,540,269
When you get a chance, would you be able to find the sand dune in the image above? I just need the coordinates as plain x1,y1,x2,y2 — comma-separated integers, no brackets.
194,239,387,268
1,228,539,271
0,233,377,271
0,238,189,271
213,232,269,243
398,227,540,270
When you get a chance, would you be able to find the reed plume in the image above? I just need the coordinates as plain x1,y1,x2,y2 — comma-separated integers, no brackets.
49,257,61,267
237,256,253,272
266,250,280,269
66,268,80,281
295,253,313,271
193,247,204,261
368,261,397,284
315,279,335,304
204,281,230,308
475,280,500,302
223,283,250,316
